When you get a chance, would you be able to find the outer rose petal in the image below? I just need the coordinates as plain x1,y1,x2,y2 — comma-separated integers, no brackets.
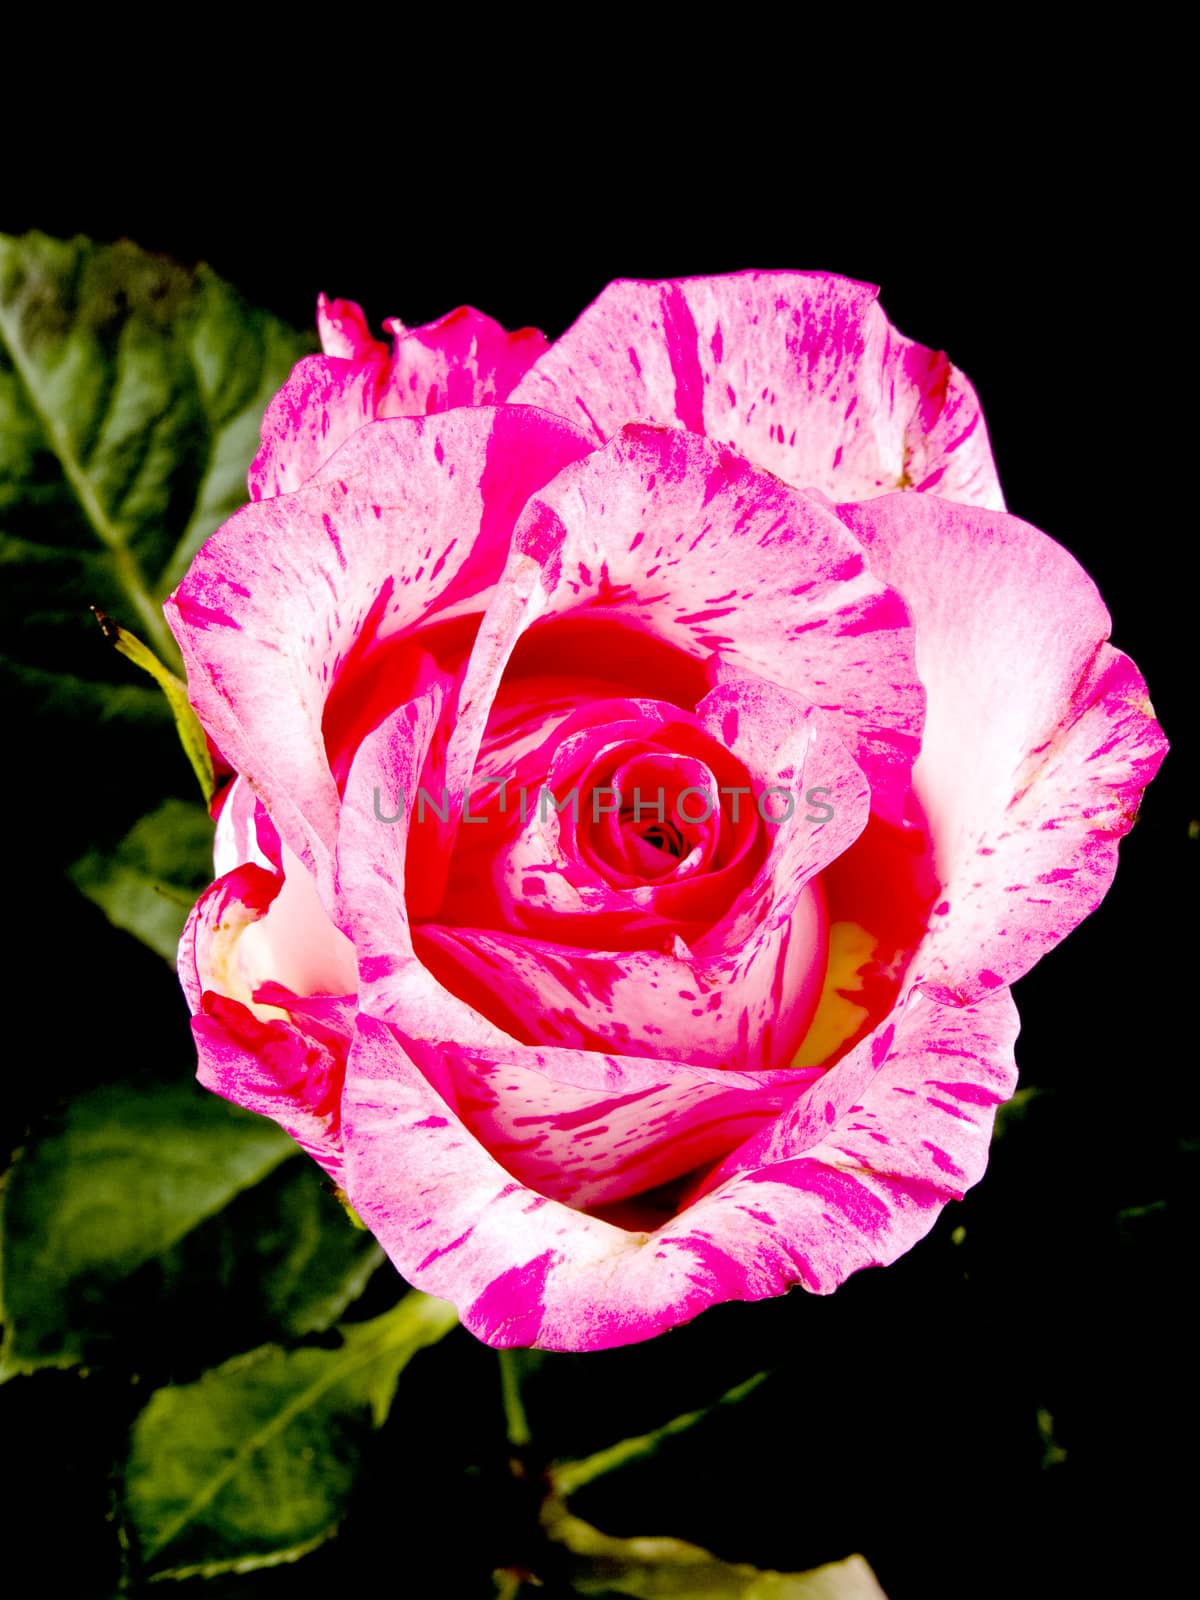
316,296,384,361
251,297,548,497
206,784,356,1000
179,866,352,1181
693,988,1019,1202
178,863,280,1017
837,495,1169,1004
510,272,1003,509
193,995,348,1184
342,988,1018,1350
168,407,593,903
380,308,549,417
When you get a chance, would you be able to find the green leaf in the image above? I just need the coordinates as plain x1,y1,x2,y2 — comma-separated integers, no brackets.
0,230,312,662
227,1162,384,1341
67,797,215,963
122,1293,459,1580
0,1079,295,1377
540,1504,888,1598
0,231,312,850
163,1158,385,1344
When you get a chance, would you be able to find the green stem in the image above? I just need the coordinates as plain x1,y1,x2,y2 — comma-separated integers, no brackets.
550,1370,769,1498
497,1349,533,1451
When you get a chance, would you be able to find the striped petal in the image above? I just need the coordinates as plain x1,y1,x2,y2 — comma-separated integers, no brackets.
168,407,593,903
192,993,350,1184
510,271,1002,508
251,297,548,497
180,864,355,1181
342,987,1017,1350
504,424,924,823
837,494,1169,1004
393,1037,798,1208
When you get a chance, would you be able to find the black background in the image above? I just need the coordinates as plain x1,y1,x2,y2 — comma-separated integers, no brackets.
4,133,1194,1598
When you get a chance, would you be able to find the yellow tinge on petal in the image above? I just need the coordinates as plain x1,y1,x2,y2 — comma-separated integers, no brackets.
790,921,876,1069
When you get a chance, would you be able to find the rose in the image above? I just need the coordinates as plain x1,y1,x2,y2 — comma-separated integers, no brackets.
170,271,1166,1351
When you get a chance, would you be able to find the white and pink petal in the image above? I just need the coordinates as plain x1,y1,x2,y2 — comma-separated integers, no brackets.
180,862,356,1182
342,988,1018,1350
193,994,348,1183
838,494,1169,1004
510,272,1002,508
379,306,548,416
395,1037,796,1208
507,424,925,822
251,299,549,498
169,407,593,902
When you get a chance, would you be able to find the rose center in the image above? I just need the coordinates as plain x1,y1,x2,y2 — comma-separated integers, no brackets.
576,745,734,889
436,694,771,944
635,816,685,857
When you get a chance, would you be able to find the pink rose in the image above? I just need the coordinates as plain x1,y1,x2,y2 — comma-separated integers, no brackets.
170,272,1166,1351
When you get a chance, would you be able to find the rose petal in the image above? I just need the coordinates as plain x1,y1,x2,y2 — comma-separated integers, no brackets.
837,494,1169,1003
510,271,1002,508
380,307,548,416
180,865,354,1181
395,1036,800,1207
336,680,523,1051
168,407,593,903
413,898,821,1073
194,994,348,1183
316,295,384,361
342,987,1017,1349
251,299,548,497
212,776,279,879
692,986,1019,1202
178,862,280,1017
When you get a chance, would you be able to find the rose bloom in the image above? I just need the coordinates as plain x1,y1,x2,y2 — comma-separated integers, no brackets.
170,273,1166,1350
